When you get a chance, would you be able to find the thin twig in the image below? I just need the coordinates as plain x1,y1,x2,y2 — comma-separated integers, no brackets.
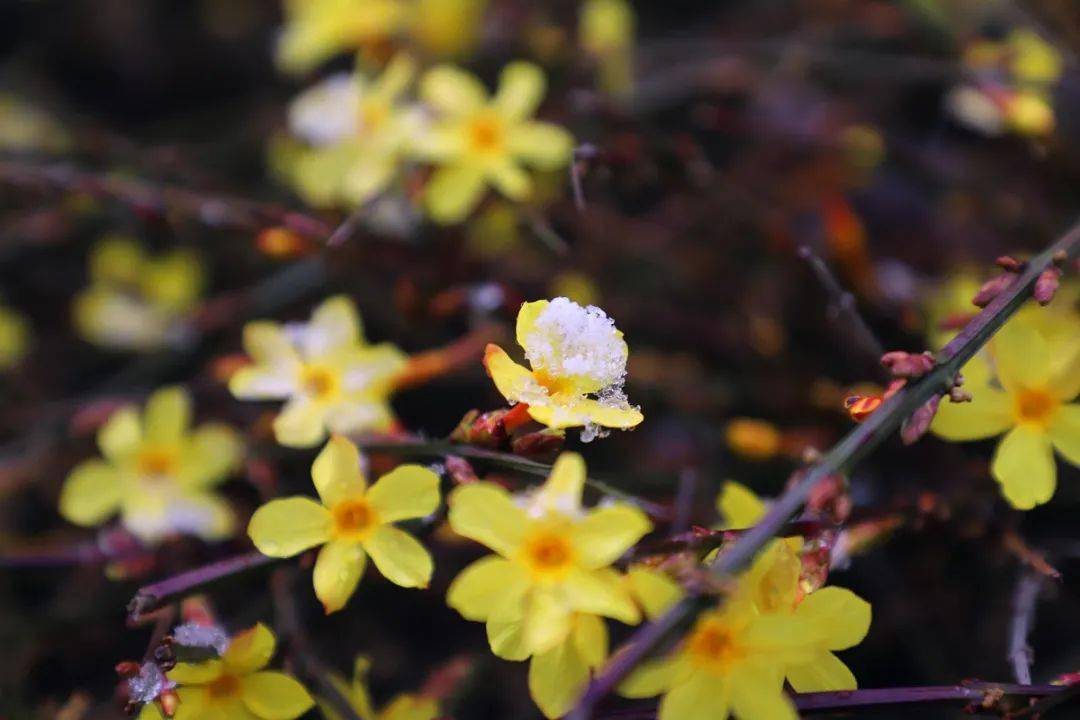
1009,570,1044,685
670,470,697,535
568,219,1080,720
128,551,279,623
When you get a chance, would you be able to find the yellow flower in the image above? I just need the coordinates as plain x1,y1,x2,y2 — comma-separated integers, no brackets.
410,0,488,58
618,597,814,720
1007,29,1063,86
276,0,409,75
150,623,313,720
320,656,439,720
716,480,768,531
59,386,242,545
284,54,421,208
414,62,574,224
932,317,1080,509
446,452,651,659
229,295,406,448
248,435,439,613
0,94,71,153
483,297,643,434
724,418,782,461
73,236,203,351
579,0,635,99
0,303,29,369
740,541,871,692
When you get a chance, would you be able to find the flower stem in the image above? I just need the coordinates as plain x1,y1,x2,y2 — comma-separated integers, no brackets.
568,219,1080,720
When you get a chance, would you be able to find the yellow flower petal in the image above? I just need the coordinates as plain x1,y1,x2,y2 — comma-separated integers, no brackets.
362,525,433,588
561,567,640,623
447,482,529,556
366,465,440,522
532,451,586,516
344,157,397,205
90,236,145,285
242,321,300,365
424,164,487,224
229,365,298,400
716,480,766,530
528,634,590,719
572,613,609,668
180,491,237,541
420,65,488,115
224,623,276,675
521,587,573,656
172,687,208,720
787,650,857,693
515,300,549,349
728,664,795,720
181,423,243,487
992,424,1057,509
931,384,1014,442
488,160,532,201
1049,404,1080,466
305,296,361,358
794,586,871,650
447,556,530,621
59,460,121,526
618,657,676,698
313,539,367,614
483,344,539,403
311,435,367,507
137,701,163,720
487,614,531,661
98,407,141,462
241,671,315,719
626,566,683,620
142,249,202,314
659,670,730,720
273,398,328,448
506,122,574,169
380,694,440,720
494,62,545,120
248,497,332,557
571,504,651,568
573,398,644,429
994,320,1051,393
168,659,224,685
142,386,191,444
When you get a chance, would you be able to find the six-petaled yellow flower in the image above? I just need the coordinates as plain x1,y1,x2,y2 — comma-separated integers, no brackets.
446,452,651,661
249,435,440,613
73,235,203,351
484,297,643,435
283,54,422,208
932,317,1080,509
319,656,439,720
59,386,243,544
229,295,406,448
414,62,573,224
140,623,313,720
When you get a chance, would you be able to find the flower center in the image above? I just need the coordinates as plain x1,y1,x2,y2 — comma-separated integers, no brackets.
1015,387,1058,426
301,365,340,401
359,99,388,133
521,531,575,578
332,499,378,540
686,620,744,673
136,447,178,478
468,114,504,155
532,369,574,397
207,674,240,699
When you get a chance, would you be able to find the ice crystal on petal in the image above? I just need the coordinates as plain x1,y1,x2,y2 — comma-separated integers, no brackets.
173,622,230,656
127,662,174,704
525,298,627,389
580,422,610,443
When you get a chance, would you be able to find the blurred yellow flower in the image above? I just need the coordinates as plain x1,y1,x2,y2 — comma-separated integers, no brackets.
579,0,635,99
283,54,422,208
0,303,29,369
446,452,650,660
618,597,811,720
59,386,242,544
73,236,203,351
724,418,782,461
483,297,643,435
320,656,440,720
414,62,574,224
410,0,488,58
0,95,71,153
277,0,408,75
932,318,1080,509
229,295,406,448
249,436,439,612
144,624,313,720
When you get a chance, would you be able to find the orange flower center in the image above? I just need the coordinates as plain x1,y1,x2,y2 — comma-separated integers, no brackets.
686,620,744,672
301,365,339,401
522,531,575,577
332,499,378,540
532,369,574,397
136,447,178,478
468,114,504,155
207,674,241,699
1015,387,1058,426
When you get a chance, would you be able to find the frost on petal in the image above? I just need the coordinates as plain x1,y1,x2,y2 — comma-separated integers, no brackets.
127,662,175,704
173,622,231,656
522,297,628,393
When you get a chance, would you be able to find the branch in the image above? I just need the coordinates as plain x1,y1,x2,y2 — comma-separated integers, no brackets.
1009,571,1044,685
568,219,1080,720
128,551,280,623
